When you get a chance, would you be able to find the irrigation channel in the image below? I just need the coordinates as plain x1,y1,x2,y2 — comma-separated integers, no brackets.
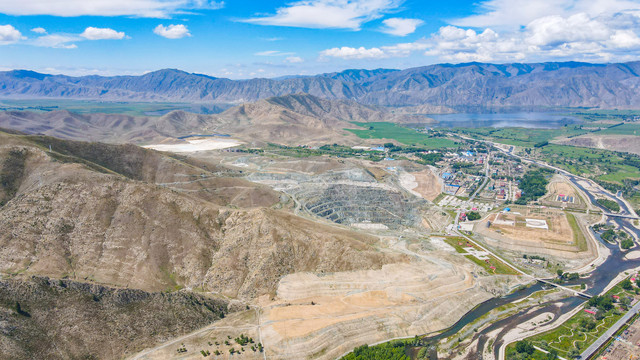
412,157,640,359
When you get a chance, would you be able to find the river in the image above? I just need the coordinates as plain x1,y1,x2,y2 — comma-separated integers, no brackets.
418,148,640,359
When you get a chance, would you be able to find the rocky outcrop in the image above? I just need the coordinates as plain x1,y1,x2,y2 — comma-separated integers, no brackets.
0,276,230,360
0,132,402,299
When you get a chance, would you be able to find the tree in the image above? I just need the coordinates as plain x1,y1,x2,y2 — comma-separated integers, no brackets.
547,349,558,360
515,340,534,355
557,269,564,278
517,170,549,204
467,211,481,221
621,278,633,290
621,238,634,250
568,348,580,358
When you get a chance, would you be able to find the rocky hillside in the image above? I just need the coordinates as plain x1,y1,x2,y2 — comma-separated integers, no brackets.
0,109,218,144
0,276,230,360
0,94,424,146
0,131,401,299
2,61,640,108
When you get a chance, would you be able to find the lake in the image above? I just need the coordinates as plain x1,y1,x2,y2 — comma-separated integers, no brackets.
428,112,583,129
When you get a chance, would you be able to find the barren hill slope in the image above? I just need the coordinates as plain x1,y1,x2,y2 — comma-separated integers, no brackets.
0,94,426,146
0,131,401,298
0,110,218,144
0,131,405,358
0,277,230,360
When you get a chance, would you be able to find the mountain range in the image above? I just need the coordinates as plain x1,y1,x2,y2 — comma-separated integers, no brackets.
0,94,432,145
2,61,640,108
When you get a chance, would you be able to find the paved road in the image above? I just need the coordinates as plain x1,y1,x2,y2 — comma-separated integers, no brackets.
469,151,490,202
533,345,568,360
580,300,640,359
536,278,592,299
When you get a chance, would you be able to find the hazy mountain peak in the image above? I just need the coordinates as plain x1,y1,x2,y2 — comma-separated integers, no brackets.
2,61,640,108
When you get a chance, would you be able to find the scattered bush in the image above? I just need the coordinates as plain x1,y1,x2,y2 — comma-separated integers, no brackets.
596,198,621,212
466,211,481,221
515,340,534,355
516,170,548,204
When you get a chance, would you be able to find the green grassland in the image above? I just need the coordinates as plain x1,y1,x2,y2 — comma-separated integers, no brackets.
346,122,459,149
451,126,589,147
538,144,640,184
597,122,640,136
506,277,639,359
565,212,588,252
443,237,518,275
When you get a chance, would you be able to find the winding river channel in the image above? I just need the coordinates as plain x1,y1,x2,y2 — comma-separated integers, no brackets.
419,147,640,359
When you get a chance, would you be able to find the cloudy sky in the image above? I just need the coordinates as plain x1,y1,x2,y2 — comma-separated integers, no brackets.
1,0,640,78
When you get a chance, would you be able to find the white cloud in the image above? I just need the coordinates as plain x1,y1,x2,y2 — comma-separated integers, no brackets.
381,18,423,36
320,46,387,59
244,0,402,30
0,24,22,44
285,56,304,63
153,24,191,39
0,0,224,18
31,27,46,34
80,27,126,40
451,0,640,29
254,50,295,56
609,29,640,49
321,9,640,63
525,14,609,47
32,34,79,49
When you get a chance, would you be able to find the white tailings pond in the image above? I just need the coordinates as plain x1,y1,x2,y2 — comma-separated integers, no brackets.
143,137,242,152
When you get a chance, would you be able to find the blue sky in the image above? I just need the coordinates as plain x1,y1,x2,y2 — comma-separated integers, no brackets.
1,0,640,79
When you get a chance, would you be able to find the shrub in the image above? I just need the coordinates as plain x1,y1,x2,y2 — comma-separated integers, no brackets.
515,340,534,355
466,211,481,221
596,198,621,212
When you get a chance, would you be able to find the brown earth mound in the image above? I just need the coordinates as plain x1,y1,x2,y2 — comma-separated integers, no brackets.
0,132,402,299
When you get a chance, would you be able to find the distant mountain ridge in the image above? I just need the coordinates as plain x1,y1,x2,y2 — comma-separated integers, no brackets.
2,61,640,108
0,94,431,145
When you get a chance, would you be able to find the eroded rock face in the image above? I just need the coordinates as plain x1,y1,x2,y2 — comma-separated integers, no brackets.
0,134,402,299
0,276,229,360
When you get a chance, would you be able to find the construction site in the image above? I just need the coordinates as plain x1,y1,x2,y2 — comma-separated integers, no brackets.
598,315,640,360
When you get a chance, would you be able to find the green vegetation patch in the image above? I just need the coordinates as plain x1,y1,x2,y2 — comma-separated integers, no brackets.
539,144,640,186
598,122,640,136
451,126,589,147
343,338,419,360
515,170,549,205
346,122,457,149
443,237,518,275
596,198,621,212
565,212,588,252
508,276,639,359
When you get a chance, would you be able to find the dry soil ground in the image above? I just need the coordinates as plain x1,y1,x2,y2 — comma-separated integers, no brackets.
475,207,595,260
399,168,442,202
598,315,640,360
130,240,522,360
556,134,640,156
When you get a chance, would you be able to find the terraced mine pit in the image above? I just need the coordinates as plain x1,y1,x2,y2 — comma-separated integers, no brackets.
248,168,428,230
